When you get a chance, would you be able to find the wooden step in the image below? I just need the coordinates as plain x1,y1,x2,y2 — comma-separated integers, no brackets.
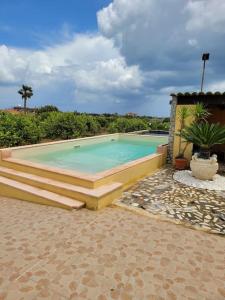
0,176,85,210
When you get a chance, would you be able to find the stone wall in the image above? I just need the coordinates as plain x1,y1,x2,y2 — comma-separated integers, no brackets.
167,96,177,163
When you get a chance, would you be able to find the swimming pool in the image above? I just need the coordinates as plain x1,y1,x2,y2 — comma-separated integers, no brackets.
16,136,167,174
0,133,168,209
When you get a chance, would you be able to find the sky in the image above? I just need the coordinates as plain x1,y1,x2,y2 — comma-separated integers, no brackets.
1,0,225,116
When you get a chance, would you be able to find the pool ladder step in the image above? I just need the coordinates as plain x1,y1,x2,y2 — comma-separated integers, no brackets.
0,166,122,210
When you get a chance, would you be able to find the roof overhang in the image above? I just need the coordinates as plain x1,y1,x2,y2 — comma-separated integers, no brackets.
170,92,225,106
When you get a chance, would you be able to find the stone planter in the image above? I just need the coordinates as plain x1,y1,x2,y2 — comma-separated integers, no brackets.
190,153,218,180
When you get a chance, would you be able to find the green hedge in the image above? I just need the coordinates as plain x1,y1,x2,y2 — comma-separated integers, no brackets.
0,112,42,147
0,111,169,147
108,117,148,133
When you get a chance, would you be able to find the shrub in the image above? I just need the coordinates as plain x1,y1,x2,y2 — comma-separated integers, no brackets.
0,112,42,147
42,112,87,139
36,105,59,114
108,117,148,133
78,115,101,136
0,110,168,147
96,116,110,128
149,120,169,131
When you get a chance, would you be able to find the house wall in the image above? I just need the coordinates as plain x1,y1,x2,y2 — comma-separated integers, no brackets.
208,107,225,125
167,96,177,163
208,107,225,158
168,93,225,164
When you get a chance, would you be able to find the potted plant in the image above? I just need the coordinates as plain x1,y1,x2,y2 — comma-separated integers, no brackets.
175,103,210,170
180,122,225,180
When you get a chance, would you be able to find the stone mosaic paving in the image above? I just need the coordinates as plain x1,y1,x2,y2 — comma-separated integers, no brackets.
0,196,225,299
118,167,225,235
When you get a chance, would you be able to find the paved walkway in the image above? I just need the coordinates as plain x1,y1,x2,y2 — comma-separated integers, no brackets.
119,167,225,235
0,197,224,300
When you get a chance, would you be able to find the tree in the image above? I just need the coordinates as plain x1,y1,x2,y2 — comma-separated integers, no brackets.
18,85,33,113
0,112,42,147
108,117,148,133
36,105,59,114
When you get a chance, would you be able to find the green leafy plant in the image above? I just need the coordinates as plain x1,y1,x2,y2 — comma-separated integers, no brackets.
36,105,59,114
180,122,225,159
191,102,210,122
176,106,191,158
0,110,168,147
149,119,170,131
0,112,42,147
42,112,87,139
108,117,148,133
176,103,210,158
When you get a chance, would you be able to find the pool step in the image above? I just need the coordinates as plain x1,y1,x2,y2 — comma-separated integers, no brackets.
0,166,122,210
0,176,85,210
1,157,95,188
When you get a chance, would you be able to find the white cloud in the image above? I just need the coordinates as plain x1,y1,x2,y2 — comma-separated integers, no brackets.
98,0,225,113
207,80,225,92
98,0,225,68
1,0,225,116
98,0,189,66
0,34,142,110
73,58,141,94
0,45,27,82
186,0,225,32
98,0,154,38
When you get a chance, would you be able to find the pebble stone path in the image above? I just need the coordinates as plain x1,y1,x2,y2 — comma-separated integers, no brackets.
118,167,225,235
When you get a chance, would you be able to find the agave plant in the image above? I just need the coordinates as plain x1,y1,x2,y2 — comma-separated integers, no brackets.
180,122,225,159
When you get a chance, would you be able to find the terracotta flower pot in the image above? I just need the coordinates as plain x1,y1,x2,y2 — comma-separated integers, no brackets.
175,157,188,170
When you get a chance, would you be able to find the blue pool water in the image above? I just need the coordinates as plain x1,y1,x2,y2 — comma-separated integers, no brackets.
22,138,166,174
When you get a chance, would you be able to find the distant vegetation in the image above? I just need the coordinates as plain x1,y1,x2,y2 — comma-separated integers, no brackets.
0,105,170,147
36,105,59,114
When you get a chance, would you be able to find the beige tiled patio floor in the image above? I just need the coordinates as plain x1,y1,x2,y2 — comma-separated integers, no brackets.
0,197,224,300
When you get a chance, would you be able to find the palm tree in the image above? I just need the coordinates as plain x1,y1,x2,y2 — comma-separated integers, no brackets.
18,85,33,113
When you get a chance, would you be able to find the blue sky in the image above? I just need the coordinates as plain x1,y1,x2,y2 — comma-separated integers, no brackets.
1,0,225,116
0,0,111,47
